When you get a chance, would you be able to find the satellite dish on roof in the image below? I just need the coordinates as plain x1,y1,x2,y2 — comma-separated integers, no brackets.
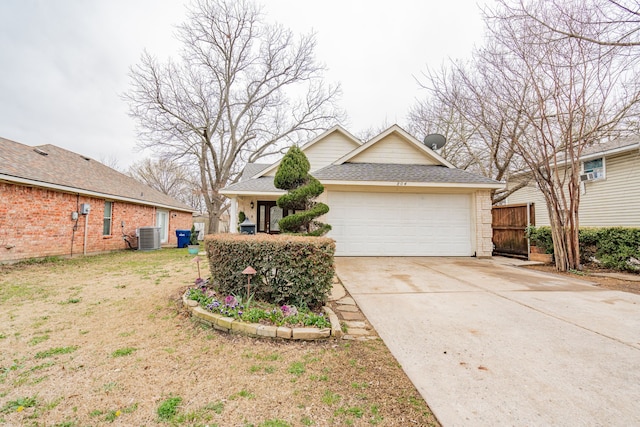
423,134,446,150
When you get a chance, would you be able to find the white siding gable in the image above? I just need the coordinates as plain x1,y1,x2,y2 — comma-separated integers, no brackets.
303,130,360,172
262,129,360,176
349,133,440,165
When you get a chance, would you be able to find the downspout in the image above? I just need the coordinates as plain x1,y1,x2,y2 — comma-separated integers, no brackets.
526,202,531,257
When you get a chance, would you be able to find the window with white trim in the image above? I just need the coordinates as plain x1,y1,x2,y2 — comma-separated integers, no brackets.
103,201,113,235
583,157,605,180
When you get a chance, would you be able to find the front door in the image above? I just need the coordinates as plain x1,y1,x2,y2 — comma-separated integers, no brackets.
257,201,285,234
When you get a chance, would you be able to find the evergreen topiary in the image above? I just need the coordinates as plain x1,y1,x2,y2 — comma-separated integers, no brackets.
274,146,331,236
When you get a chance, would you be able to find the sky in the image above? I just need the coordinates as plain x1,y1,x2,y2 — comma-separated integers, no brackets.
0,0,491,169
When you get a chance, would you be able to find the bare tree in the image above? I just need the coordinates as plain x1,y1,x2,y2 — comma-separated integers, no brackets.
486,0,640,271
409,51,531,204
98,154,122,171
503,0,640,47
128,157,205,212
124,0,342,233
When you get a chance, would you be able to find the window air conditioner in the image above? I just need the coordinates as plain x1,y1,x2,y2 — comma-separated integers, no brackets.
580,172,595,182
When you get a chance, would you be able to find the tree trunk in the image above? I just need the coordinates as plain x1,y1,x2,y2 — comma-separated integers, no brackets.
206,198,223,234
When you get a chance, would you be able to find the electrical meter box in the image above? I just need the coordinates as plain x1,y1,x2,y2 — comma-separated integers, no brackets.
80,203,90,215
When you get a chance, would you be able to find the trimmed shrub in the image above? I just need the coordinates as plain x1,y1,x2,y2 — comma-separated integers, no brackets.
274,146,331,236
205,234,335,307
526,226,640,272
525,226,554,254
579,227,640,272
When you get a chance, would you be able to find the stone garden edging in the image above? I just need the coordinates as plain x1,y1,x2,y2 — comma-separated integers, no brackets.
182,291,343,340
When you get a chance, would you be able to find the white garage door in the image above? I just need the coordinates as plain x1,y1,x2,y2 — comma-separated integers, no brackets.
327,191,473,256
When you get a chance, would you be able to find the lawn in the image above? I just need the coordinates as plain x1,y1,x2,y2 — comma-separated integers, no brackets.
0,249,439,426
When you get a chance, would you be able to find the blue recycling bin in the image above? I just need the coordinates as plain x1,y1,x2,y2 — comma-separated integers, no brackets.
176,229,191,248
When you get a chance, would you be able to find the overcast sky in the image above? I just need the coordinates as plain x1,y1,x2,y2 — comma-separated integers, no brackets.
0,0,491,169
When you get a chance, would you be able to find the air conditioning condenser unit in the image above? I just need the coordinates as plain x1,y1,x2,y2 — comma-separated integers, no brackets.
137,226,161,250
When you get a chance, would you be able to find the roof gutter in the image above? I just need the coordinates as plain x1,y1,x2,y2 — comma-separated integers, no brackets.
319,179,505,190
0,174,195,213
510,142,640,179
219,189,286,197
579,143,639,162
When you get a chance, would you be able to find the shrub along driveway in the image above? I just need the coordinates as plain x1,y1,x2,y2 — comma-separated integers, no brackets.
336,256,640,426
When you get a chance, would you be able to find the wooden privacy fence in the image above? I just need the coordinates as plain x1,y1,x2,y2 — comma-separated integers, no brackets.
492,203,535,257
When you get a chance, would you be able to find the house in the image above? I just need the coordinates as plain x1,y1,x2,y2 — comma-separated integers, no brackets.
0,137,195,263
220,125,503,257
506,138,640,227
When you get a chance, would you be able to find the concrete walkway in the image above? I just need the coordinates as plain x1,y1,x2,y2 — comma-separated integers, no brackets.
335,257,640,426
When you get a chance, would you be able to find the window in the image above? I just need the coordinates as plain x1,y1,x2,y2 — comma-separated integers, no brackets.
103,201,112,235
583,158,605,180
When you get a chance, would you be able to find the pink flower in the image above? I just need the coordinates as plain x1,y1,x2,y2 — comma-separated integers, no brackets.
281,305,298,317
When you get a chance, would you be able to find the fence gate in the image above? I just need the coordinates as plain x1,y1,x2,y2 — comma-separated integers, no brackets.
492,203,535,257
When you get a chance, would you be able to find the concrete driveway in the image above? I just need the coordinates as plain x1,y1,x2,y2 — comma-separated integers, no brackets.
335,257,640,426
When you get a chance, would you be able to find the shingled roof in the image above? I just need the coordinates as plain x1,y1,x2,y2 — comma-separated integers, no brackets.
312,163,500,185
240,163,271,181
222,161,501,195
0,137,193,211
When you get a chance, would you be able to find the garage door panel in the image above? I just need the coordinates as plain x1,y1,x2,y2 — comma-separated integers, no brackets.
327,191,472,256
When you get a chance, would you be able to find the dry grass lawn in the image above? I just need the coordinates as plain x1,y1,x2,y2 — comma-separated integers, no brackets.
0,249,438,426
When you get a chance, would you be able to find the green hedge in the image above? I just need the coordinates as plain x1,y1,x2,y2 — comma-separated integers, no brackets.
579,227,640,272
526,226,640,272
525,226,554,254
205,234,335,307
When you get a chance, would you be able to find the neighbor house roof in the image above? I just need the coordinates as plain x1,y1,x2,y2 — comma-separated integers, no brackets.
580,137,639,160
510,136,640,179
0,137,194,212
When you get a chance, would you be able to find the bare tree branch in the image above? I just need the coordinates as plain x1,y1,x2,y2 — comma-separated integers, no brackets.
485,0,640,271
123,0,343,232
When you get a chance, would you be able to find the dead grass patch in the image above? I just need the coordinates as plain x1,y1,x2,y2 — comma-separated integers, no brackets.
0,249,438,426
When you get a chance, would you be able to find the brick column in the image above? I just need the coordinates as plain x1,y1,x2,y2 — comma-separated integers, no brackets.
475,190,493,258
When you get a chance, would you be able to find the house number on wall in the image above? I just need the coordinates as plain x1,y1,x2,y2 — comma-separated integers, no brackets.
396,182,408,186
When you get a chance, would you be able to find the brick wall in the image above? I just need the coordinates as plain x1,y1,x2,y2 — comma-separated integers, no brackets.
0,182,193,263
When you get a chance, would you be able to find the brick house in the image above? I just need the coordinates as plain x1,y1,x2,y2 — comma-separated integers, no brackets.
0,137,195,263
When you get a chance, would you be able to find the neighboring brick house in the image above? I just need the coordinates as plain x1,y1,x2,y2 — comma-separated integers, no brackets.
0,137,195,263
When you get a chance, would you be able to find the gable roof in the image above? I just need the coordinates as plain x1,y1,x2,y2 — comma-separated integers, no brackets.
252,125,361,178
221,175,284,195
240,163,271,181
220,125,504,196
333,124,455,168
0,137,194,212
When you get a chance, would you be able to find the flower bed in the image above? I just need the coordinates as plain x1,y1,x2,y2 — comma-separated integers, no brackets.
183,279,342,340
